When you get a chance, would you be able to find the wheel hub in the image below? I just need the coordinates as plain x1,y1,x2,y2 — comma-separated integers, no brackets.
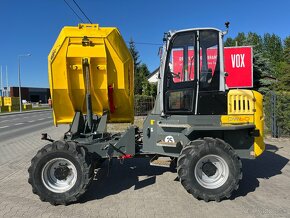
41,158,77,193
194,154,229,189
54,164,71,180
202,161,217,177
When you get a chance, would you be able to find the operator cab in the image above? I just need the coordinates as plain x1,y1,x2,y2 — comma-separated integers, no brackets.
160,28,227,116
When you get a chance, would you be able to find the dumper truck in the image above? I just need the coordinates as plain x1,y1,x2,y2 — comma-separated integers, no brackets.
28,23,265,205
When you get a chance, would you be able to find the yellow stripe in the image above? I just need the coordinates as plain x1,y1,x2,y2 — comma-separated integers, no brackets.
221,115,254,124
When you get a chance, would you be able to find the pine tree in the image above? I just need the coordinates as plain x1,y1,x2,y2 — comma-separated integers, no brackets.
128,39,142,95
138,63,150,95
235,32,247,46
224,37,235,47
252,51,274,94
284,36,290,63
246,32,263,52
128,38,140,71
275,37,290,91
263,33,284,63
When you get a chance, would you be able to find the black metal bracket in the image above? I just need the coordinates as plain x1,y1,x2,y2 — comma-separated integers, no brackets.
41,133,54,142
83,58,93,132
102,126,136,158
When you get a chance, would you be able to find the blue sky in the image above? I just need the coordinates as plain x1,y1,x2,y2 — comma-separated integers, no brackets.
0,0,289,88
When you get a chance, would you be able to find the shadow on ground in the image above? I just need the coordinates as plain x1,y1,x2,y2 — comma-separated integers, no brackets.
80,143,289,203
231,143,289,199
80,157,174,203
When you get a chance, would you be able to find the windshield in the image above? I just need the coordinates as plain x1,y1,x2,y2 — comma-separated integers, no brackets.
165,30,220,90
163,29,222,114
166,32,196,83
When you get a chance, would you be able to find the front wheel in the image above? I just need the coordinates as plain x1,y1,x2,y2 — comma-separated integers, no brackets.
28,141,92,205
177,138,242,202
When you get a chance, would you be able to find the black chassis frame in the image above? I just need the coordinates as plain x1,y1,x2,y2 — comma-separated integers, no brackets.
58,111,139,160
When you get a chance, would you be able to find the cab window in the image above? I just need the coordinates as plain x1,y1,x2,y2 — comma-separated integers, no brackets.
199,30,220,91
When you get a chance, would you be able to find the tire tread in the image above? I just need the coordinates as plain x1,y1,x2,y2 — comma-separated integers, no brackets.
177,137,242,202
28,141,92,205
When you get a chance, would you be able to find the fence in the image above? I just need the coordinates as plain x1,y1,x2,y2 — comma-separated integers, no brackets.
265,91,290,137
134,95,155,116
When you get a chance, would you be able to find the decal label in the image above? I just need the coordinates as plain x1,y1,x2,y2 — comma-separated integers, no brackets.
165,136,175,143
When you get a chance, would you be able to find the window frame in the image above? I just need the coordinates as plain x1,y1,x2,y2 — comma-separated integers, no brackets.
164,31,197,115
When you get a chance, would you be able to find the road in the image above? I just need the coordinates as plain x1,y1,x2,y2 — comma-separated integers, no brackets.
0,110,53,142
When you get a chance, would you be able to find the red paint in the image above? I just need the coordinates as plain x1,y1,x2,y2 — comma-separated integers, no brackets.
108,85,115,113
172,46,253,88
119,154,133,159
224,47,253,88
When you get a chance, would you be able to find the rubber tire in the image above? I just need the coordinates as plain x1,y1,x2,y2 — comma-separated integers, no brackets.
28,141,92,205
177,138,242,202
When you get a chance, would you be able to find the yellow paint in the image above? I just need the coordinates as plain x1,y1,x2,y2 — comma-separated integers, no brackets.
48,24,134,125
3,97,20,106
23,104,32,110
227,89,255,115
252,91,265,157
221,115,254,124
222,89,265,157
150,120,155,125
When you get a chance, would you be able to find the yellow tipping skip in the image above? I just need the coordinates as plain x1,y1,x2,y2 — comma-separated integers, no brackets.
221,90,265,157
48,24,134,125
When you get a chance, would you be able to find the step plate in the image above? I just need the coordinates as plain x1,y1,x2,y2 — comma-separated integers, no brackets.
150,157,171,168
156,141,177,147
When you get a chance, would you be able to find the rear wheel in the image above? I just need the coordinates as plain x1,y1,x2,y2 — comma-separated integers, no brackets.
28,141,92,205
177,138,242,202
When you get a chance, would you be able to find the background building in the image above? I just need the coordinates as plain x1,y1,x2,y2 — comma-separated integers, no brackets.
147,67,159,84
10,87,50,103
